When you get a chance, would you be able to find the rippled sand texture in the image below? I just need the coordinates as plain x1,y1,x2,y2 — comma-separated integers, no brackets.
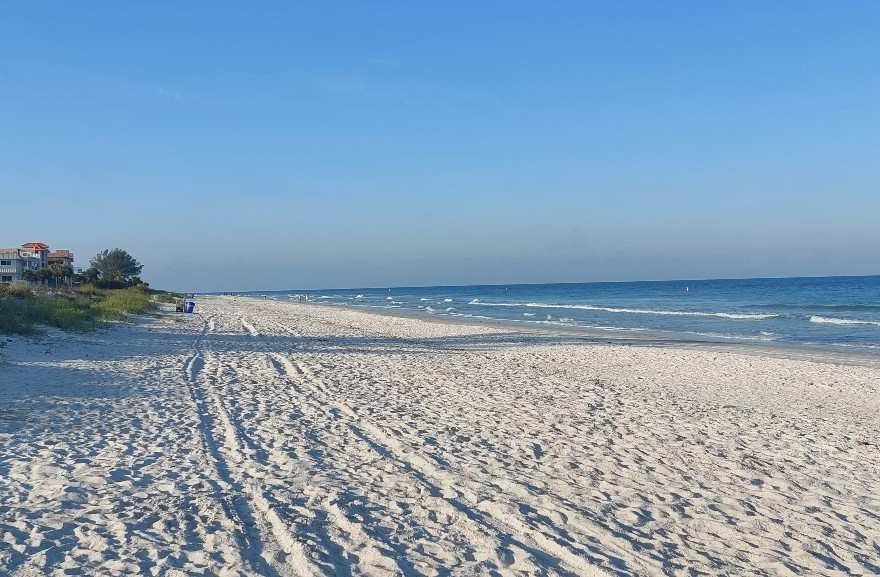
1,296,879,576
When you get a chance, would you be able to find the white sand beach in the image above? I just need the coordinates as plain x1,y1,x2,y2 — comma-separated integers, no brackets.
1,296,879,576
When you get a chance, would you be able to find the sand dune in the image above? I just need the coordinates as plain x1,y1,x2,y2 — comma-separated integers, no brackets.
1,296,879,576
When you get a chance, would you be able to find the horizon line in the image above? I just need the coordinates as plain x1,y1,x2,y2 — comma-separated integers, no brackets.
196,272,880,295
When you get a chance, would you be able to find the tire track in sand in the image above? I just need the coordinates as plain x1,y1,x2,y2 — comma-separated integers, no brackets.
202,350,322,577
270,352,613,577
242,317,260,336
256,352,437,576
229,315,405,575
184,315,319,577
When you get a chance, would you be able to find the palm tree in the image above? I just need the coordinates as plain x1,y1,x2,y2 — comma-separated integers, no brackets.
45,263,73,289
47,264,68,289
61,265,74,288
36,268,52,288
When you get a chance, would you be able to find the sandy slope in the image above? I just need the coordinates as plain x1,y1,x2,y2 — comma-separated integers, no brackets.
1,297,879,577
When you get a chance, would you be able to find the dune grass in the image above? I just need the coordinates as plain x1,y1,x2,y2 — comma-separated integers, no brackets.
149,290,184,304
91,288,156,320
0,285,160,335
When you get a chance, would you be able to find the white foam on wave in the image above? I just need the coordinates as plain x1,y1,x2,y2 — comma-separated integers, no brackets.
687,331,778,342
443,298,453,303
355,294,364,299
819,342,880,350
470,300,777,320
445,312,493,320
516,318,649,332
810,315,880,327
420,298,432,302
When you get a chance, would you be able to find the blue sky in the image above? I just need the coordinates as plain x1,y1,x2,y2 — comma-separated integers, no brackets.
2,2,878,291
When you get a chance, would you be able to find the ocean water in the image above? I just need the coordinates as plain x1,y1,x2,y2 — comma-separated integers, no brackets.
246,275,880,353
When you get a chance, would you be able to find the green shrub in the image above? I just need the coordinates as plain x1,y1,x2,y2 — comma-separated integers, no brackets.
0,282,33,298
76,284,100,297
0,299,36,334
91,288,156,320
30,296,97,330
152,292,181,304
0,287,157,334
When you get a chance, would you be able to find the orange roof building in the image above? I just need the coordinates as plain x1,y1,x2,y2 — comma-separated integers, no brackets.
1,242,75,284
48,250,75,265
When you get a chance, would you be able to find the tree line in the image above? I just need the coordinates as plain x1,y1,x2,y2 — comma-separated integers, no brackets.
26,249,146,289
80,249,145,288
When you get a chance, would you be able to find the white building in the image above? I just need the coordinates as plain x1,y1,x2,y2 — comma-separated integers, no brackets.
1,242,72,284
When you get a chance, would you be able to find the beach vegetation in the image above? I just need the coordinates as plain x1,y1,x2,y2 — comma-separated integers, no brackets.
0,285,159,335
75,267,100,285
149,290,184,304
89,249,144,286
90,287,155,319
0,282,33,298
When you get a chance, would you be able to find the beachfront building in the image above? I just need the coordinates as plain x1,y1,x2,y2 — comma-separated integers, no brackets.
19,241,50,267
0,246,42,283
47,249,76,287
48,249,75,268
0,242,74,285
0,249,25,283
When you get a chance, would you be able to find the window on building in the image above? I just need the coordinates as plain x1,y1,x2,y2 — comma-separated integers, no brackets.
0,260,11,266
1,276,13,283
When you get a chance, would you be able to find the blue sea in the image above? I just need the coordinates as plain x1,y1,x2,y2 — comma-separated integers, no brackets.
244,276,880,353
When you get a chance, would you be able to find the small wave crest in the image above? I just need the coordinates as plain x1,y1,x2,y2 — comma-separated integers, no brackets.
469,300,776,320
809,315,880,327
753,303,880,312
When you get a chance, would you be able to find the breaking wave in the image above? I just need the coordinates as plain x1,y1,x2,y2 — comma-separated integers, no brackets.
469,300,777,320
810,316,880,327
753,303,880,312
